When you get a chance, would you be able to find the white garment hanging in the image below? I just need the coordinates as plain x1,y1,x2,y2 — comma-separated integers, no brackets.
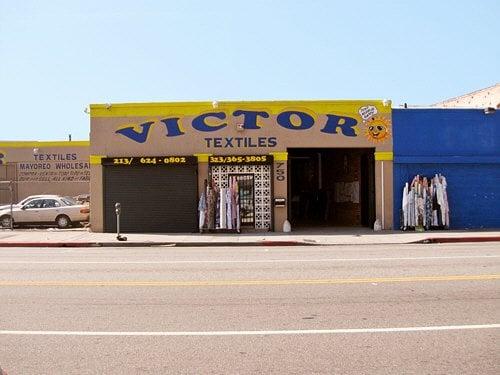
422,188,427,227
408,188,416,227
434,175,445,225
402,182,409,228
236,185,241,232
441,176,450,227
226,188,232,230
198,192,207,230
220,187,227,229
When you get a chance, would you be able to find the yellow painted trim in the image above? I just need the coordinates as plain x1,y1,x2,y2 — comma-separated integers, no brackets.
90,99,390,118
90,155,106,165
194,153,213,163
375,151,394,161
0,141,89,148
269,152,288,161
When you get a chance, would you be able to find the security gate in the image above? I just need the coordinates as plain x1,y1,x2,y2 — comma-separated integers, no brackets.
209,162,272,230
230,174,255,226
103,157,198,233
0,163,17,205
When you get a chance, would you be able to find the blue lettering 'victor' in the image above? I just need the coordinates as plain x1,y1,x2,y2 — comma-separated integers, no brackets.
192,112,227,132
277,111,314,130
115,121,154,143
160,118,184,137
233,110,269,130
321,115,358,136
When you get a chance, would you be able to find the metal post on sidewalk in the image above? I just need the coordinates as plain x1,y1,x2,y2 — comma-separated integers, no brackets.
115,202,127,241
9,181,13,230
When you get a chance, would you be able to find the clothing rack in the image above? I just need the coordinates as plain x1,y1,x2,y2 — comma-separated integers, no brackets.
198,178,241,233
401,174,450,231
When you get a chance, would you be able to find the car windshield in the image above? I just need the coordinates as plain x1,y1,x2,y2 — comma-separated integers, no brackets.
61,197,78,206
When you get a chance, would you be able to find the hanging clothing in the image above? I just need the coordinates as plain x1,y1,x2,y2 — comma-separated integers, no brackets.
441,176,450,228
215,191,221,229
401,173,450,231
230,177,238,228
207,185,216,230
402,183,409,229
408,187,415,227
442,176,450,229
226,187,232,230
236,188,241,232
220,187,227,229
198,192,207,230
201,176,242,232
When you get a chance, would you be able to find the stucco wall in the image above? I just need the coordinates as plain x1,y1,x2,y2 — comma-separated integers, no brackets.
0,141,90,204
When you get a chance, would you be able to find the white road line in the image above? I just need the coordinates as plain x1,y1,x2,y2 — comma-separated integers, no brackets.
0,324,498,337
0,255,499,265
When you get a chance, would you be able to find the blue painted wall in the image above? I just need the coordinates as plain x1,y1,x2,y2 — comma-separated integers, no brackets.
393,109,500,229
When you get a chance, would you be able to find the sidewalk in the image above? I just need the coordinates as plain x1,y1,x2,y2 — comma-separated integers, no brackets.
1,227,499,247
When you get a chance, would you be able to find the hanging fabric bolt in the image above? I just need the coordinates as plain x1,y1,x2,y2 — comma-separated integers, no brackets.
198,180,208,232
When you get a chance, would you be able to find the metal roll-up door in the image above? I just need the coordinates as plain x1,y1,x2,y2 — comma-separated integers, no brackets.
104,164,197,233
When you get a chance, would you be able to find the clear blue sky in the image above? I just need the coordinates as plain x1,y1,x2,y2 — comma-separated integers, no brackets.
1,0,499,141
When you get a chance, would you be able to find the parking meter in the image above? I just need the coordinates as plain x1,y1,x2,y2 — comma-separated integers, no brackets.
115,202,127,241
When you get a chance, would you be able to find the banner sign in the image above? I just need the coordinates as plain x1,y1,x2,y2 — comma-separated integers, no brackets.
92,101,392,148
16,152,90,183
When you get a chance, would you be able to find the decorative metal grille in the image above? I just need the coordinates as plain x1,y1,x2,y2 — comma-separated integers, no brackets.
210,164,272,230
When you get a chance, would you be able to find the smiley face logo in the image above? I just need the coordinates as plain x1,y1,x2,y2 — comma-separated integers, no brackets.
364,116,391,143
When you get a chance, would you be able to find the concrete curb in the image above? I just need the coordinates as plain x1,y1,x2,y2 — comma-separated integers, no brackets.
412,236,500,244
0,240,317,248
1,237,499,248
0,242,150,248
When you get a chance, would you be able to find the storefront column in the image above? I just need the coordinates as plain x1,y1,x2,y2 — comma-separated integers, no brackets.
89,155,105,232
374,151,393,230
194,153,212,198
270,151,288,232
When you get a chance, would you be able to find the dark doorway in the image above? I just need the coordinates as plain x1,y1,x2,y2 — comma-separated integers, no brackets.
288,148,375,228
229,174,255,227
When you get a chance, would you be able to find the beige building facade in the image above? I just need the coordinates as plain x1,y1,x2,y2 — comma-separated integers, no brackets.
89,100,394,233
0,141,90,204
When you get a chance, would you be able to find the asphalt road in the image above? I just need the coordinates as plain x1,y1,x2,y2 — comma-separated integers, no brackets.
0,243,499,374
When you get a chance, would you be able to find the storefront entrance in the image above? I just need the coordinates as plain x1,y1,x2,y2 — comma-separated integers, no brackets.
288,148,375,228
209,163,272,231
229,174,255,227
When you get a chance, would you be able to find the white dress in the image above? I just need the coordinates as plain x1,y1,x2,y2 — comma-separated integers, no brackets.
226,188,232,230
220,188,227,229
402,183,409,228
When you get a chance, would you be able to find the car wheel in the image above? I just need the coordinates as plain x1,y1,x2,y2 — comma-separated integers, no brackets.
0,215,12,228
56,215,71,229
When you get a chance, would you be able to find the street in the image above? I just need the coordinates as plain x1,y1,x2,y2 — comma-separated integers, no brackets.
0,243,499,374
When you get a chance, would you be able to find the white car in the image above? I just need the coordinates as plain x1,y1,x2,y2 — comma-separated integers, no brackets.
0,194,61,211
0,196,90,229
